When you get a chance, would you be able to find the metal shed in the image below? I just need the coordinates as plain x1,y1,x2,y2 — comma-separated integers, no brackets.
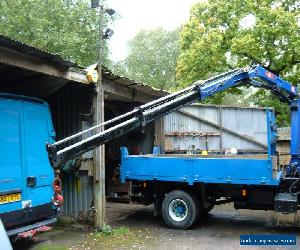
0,34,166,226
163,104,270,154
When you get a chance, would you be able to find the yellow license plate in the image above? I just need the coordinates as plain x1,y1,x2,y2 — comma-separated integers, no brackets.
0,193,21,204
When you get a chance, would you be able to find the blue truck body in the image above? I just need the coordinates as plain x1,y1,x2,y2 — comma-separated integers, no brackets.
119,108,297,229
120,110,280,186
0,94,56,236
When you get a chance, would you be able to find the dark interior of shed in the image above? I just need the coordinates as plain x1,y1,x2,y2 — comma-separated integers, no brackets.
0,63,155,212
104,100,154,203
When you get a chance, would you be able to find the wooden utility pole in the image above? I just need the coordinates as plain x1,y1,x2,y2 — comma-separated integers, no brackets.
93,4,105,230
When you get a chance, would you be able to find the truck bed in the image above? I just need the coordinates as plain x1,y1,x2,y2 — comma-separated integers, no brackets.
141,154,269,159
120,147,280,186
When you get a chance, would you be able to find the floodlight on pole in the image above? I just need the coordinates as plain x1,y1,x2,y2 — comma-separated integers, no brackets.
105,8,116,16
91,0,99,9
103,28,114,40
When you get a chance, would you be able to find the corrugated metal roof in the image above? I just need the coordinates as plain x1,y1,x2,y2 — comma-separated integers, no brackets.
0,34,76,68
277,127,290,141
69,66,168,98
0,34,168,98
102,67,169,98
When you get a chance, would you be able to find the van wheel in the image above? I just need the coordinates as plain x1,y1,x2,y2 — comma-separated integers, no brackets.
162,190,197,229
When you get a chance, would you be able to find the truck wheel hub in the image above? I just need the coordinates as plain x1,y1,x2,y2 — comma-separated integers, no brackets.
168,199,188,222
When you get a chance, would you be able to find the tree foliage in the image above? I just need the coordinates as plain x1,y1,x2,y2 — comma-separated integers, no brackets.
177,0,300,125
0,0,111,66
113,27,180,90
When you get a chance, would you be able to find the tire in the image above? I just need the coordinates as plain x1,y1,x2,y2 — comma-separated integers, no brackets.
162,190,198,229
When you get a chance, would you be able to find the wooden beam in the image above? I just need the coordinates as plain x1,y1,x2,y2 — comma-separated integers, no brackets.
178,109,267,149
0,46,161,103
165,132,220,137
103,78,156,103
94,8,105,230
0,46,89,84
93,87,105,230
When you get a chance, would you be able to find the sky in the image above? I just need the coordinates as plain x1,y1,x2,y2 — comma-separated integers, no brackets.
106,0,202,62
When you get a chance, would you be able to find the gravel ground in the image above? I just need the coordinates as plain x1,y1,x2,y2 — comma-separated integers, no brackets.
13,202,300,250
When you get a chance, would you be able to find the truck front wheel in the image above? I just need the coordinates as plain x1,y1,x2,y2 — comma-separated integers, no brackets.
162,190,197,229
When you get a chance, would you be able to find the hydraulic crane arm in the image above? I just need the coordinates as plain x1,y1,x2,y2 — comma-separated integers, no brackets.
46,64,299,170
200,65,297,102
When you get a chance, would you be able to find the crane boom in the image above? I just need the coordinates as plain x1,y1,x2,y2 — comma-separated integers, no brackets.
46,64,299,174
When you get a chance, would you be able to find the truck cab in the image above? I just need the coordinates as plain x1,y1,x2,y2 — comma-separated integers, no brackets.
0,94,56,237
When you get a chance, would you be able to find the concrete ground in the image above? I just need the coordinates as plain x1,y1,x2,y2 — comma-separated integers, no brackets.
13,202,300,250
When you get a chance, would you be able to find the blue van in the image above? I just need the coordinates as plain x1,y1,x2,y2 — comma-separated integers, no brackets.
0,94,57,237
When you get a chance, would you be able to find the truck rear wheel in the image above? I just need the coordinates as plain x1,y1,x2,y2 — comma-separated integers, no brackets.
162,190,197,229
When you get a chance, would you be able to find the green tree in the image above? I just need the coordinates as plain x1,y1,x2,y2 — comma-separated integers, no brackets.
0,0,111,67
113,27,180,90
177,0,299,125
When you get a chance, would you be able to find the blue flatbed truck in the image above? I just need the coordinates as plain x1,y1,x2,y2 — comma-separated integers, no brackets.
47,64,299,229
0,94,58,237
